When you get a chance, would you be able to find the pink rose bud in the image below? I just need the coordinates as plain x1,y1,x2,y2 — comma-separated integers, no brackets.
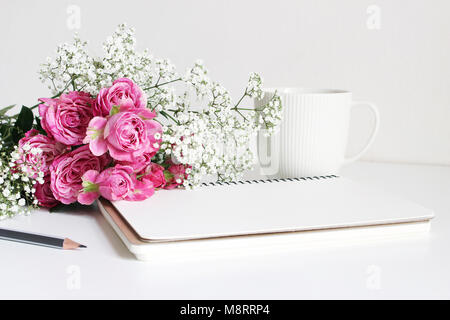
77,170,101,205
83,116,108,156
96,165,155,201
126,177,155,201
93,78,147,117
96,165,134,201
163,163,190,189
140,162,166,189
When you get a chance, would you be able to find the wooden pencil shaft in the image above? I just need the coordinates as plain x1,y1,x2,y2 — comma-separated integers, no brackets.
0,228,64,248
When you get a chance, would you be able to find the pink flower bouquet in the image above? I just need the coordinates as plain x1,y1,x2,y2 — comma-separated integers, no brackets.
17,78,189,208
0,24,281,218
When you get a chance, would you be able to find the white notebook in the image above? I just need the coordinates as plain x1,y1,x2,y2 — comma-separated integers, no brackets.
98,176,434,261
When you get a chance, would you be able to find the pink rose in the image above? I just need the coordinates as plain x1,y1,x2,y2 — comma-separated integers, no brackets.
39,91,95,146
35,175,59,208
18,129,70,175
118,152,155,173
83,108,162,162
78,165,154,203
77,170,102,205
93,78,147,117
141,163,166,189
50,145,111,204
163,163,190,190
126,177,154,201
97,165,135,201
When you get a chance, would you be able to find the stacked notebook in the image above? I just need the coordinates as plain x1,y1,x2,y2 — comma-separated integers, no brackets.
98,175,434,261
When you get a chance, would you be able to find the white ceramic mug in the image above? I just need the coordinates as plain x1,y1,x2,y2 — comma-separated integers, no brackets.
256,88,379,178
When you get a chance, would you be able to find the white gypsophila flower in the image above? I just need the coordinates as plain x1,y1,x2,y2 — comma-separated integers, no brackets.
183,60,211,98
0,133,42,219
157,80,262,187
256,93,283,136
39,34,94,94
246,72,264,99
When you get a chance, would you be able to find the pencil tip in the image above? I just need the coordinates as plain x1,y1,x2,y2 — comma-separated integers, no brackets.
63,238,87,250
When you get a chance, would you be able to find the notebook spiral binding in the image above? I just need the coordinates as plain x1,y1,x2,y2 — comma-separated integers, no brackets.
201,175,339,187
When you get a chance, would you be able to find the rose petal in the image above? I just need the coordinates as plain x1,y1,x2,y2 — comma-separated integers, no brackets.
82,170,99,184
77,191,100,205
126,178,154,201
90,138,108,156
88,116,107,131
108,144,133,161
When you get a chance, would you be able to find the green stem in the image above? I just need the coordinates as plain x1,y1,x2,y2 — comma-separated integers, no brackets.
154,75,161,87
234,107,260,111
230,89,250,121
167,108,200,114
233,108,247,121
143,78,182,91
160,110,180,125
234,89,247,109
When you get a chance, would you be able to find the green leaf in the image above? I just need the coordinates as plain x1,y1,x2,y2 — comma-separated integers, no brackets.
34,116,46,135
0,124,11,140
11,106,34,143
11,127,22,144
0,104,16,116
16,105,34,132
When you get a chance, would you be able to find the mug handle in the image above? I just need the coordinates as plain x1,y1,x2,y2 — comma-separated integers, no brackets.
344,101,380,165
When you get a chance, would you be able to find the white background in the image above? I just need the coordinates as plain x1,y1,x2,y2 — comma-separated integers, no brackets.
0,0,449,165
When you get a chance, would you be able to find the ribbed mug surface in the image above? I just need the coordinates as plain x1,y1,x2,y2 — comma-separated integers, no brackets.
256,88,352,178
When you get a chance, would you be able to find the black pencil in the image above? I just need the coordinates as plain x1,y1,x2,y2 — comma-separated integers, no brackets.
0,228,86,250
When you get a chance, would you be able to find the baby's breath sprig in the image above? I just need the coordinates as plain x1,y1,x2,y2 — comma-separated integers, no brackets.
0,137,43,219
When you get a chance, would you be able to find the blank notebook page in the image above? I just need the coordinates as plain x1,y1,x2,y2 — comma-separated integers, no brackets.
111,177,434,241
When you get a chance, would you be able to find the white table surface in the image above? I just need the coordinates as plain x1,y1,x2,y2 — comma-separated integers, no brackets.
1,161,449,299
